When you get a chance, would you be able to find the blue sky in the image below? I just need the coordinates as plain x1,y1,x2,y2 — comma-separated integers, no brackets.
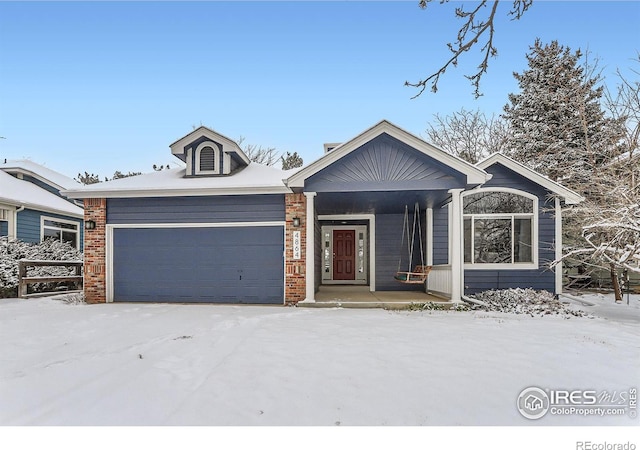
0,1,638,179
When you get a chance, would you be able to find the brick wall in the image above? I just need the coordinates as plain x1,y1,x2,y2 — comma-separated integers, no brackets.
83,198,106,304
285,193,306,304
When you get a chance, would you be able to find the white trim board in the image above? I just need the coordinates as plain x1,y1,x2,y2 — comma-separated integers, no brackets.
107,221,285,229
476,153,584,205
64,185,292,199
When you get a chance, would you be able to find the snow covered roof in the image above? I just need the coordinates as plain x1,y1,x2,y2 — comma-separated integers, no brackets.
64,163,295,199
0,159,81,191
0,170,84,217
476,153,585,205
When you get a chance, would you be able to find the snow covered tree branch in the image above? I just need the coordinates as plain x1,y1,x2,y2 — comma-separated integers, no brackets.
578,188,640,274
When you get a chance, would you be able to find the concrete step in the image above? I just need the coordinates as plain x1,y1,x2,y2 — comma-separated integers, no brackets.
298,300,457,310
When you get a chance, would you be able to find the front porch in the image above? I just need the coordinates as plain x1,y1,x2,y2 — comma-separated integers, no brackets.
300,285,454,309
284,122,493,305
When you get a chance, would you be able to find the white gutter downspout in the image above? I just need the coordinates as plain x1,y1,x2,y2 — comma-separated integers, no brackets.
10,205,25,240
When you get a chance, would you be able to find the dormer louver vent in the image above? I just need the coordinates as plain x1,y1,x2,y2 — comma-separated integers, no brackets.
199,146,215,172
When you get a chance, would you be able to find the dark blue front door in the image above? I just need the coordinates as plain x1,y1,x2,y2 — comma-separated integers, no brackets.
112,226,284,304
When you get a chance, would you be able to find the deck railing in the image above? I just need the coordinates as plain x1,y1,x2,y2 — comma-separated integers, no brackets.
426,264,452,297
18,260,83,298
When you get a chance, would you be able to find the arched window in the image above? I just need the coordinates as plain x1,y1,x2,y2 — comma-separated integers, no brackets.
463,189,537,267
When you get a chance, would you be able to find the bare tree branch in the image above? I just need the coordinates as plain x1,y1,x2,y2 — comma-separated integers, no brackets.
425,108,509,163
407,0,532,98
237,136,281,166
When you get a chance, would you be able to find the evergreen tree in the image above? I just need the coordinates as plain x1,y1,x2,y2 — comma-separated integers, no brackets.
281,151,303,170
505,40,632,299
503,39,624,193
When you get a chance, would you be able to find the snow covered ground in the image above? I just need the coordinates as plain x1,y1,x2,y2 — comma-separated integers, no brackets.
0,293,638,427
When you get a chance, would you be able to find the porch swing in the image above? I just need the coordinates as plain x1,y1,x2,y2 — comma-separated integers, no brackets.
394,202,432,284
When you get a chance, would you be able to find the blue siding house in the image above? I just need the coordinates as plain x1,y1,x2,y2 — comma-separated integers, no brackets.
65,121,583,305
0,160,84,249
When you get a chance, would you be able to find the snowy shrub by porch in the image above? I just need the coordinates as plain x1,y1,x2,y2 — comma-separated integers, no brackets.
471,288,588,317
53,292,86,305
0,237,83,297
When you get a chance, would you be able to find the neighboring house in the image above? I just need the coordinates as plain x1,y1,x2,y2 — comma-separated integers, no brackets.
0,160,84,250
64,120,583,305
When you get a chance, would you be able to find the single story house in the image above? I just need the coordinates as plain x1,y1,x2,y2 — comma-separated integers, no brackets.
0,160,84,249
64,120,583,305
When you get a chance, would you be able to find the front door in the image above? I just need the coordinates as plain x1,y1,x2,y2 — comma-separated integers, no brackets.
333,230,356,280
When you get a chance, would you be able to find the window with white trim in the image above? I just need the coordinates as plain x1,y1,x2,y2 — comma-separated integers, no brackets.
41,217,79,248
463,190,536,267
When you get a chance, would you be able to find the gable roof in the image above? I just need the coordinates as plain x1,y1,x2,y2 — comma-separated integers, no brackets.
476,153,585,205
287,120,491,188
0,170,84,217
0,159,81,191
63,163,295,199
170,126,251,166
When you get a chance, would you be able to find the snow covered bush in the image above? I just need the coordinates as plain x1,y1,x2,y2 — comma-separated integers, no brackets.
0,237,83,298
53,292,86,305
470,288,588,318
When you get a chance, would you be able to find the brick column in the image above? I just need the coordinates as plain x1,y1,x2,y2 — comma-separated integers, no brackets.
285,193,306,304
84,198,106,304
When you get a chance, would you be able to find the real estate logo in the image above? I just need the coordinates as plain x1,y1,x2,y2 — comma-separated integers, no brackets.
517,386,550,419
517,386,637,420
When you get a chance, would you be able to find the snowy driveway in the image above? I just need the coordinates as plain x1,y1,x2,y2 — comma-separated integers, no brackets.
0,297,638,426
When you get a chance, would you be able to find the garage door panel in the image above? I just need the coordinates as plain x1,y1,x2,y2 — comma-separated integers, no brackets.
113,226,284,304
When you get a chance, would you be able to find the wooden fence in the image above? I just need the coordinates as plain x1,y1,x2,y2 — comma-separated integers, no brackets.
18,260,83,298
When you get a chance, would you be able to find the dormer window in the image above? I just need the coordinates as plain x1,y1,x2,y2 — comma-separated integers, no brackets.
195,142,221,175
170,126,251,178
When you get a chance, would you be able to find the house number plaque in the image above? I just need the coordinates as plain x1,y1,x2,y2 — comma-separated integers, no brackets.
293,231,301,260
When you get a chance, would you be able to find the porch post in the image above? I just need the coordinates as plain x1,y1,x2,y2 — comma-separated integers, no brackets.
426,207,433,266
449,189,464,302
555,196,563,296
302,191,317,303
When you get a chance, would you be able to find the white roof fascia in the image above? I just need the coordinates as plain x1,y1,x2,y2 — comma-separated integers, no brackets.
287,120,490,188
0,163,80,191
63,185,292,199
170,126,251,165
7,200,83,218
0,195,83,218
476,153,585,205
